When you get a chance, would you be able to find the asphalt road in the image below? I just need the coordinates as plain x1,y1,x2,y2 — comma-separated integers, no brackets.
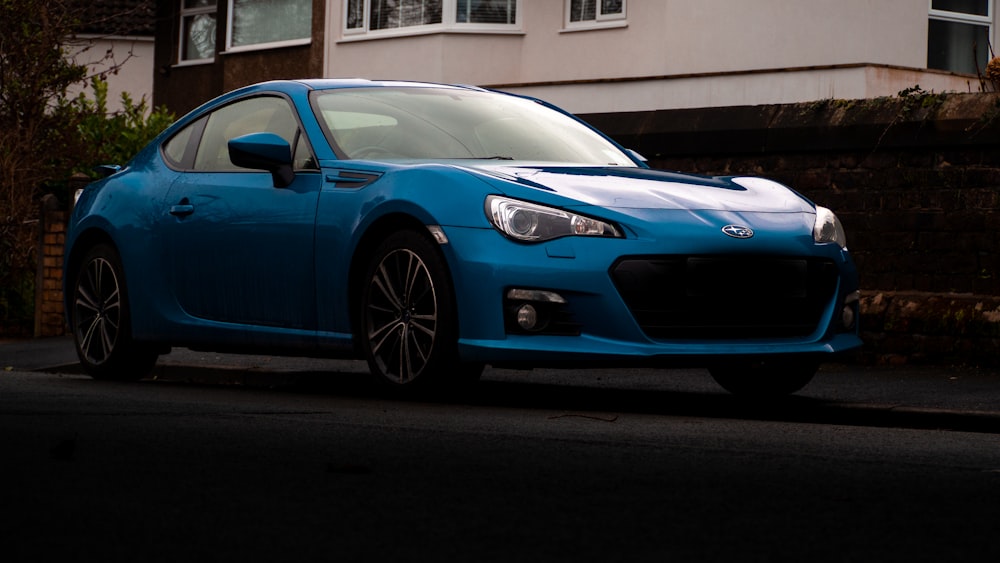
5,336,1000,428
3,337,1000,561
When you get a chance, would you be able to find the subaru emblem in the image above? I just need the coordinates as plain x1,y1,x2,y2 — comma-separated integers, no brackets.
722,224,754,239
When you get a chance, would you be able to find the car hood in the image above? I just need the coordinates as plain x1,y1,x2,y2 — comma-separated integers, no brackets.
476,165,815,213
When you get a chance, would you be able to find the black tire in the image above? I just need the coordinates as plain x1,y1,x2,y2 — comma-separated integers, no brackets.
360,230,483,392
71,244,158,380
709,357,818,397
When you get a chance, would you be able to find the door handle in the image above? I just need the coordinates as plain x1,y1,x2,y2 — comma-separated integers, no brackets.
169,204,194,217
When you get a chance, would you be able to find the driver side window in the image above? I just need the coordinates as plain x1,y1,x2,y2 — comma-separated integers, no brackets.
193,96,317,171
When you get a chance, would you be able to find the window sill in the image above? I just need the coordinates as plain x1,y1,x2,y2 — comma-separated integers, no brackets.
560,20,628,33
222,38,312,55
173,58,215,68
338,27,525,43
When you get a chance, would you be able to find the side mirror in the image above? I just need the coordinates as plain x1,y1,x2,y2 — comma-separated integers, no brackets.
93,164,122,178
228,132,295,188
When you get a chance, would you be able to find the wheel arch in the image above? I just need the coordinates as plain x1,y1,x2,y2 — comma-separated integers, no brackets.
346,213,455,352
63,228,119,325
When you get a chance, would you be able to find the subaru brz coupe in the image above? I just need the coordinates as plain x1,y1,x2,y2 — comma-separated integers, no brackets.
65,79,861,396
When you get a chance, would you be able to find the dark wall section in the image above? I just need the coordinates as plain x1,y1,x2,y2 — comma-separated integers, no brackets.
153,0,221,117
154,0,325,117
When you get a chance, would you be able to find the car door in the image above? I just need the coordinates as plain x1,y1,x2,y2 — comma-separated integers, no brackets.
162,95,321,330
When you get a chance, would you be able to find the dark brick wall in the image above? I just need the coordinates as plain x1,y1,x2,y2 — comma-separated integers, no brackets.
651,144,1000,296
154,0,326,117
35,194,67,338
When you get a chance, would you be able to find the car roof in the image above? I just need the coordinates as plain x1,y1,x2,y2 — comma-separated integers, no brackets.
254,78,488,93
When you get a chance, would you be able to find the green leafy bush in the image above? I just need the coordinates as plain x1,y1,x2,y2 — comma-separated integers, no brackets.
0,0,174,335
73,77,175,180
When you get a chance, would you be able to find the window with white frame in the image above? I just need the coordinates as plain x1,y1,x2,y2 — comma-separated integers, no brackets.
565,0,625,28
228,0,312,51
180,0,217,62
344,0,519,36
456,0,516,24
928,0,993,74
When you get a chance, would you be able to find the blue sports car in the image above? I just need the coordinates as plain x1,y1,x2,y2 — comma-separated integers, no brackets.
65,79,861,396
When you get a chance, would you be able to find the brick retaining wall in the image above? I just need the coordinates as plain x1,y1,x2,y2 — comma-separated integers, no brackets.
35,194,66,338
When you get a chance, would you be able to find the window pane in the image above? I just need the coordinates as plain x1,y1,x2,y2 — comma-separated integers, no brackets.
163,125,196,167
931,0,989,16
184,0,215,8
601,0,623,16
346,0,365,29
195,97,298,171
457,0,516,24
293,133,317,170
231,0,311,47
570,0,596,22
370,0,443,31
183,14,216,60
312,87,635,165
928,19,990,74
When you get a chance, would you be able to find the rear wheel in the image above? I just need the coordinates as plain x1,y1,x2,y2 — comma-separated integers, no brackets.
71,244,158,380
360,230,482,393
709,357,818,397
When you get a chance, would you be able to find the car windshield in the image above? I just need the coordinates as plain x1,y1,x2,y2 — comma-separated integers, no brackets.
310,86,636,166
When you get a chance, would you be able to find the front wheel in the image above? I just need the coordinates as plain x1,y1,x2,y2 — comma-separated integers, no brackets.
359,230,482,392
709,357,818,397
71,244,158,380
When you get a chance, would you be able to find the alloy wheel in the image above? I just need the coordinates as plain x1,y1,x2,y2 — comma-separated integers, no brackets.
74,256,122,366
365,247,438,384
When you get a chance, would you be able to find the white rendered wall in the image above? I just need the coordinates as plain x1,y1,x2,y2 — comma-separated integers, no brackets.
68,36,155,114
323,0,993,112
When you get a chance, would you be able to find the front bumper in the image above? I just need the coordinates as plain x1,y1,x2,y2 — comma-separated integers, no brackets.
441,225,862,365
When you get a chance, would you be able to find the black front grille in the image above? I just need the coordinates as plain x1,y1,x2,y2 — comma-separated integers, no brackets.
610,256,839,340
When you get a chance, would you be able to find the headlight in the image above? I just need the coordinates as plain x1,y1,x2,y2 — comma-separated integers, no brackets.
486,195,622,242
813,206,847,249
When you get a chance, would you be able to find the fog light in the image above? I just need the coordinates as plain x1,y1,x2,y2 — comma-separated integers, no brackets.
516,304,539,330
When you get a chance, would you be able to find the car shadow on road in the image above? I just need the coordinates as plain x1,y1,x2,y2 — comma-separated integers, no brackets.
126,363,1000,435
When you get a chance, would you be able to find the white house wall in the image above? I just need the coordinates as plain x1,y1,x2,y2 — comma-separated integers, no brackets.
323,1,992,112
504,65,982,114
67,36,155,114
